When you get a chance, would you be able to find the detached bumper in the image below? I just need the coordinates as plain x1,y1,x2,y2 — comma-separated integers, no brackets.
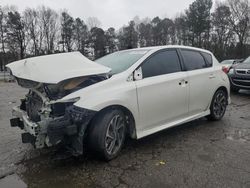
10,105,97,155
12,106,40,135
10,106,75,148
10,117,36,145
11,106,42,147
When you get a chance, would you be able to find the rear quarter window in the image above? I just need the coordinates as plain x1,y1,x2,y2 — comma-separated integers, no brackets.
201,52,213,67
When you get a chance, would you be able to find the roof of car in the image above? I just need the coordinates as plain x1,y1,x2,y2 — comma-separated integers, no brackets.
123,45,212,54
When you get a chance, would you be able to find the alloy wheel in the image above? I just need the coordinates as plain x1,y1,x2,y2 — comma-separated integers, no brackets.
213,91,227,118
105,115,125,155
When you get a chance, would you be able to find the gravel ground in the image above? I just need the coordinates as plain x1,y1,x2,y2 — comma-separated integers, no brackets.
0,82,250,188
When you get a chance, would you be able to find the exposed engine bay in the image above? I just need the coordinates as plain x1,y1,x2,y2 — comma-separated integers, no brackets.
11,74,108,156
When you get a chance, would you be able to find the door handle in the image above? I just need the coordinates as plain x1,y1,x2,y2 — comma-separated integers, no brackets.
179,79,184,85
209,74,215,79
179,79,188,85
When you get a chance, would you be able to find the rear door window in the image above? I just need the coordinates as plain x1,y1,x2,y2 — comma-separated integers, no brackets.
181,50,207,71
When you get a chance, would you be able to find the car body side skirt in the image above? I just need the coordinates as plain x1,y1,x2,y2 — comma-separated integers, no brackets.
136,109,210,139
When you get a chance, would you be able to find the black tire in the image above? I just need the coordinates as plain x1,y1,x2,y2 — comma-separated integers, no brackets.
231,87,239,93
88,109,126,161
207,89,227,121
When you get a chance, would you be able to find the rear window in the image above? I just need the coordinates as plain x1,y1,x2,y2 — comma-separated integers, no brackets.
181,50,207,71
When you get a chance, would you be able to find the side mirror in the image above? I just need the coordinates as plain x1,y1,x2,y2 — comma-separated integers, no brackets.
134,67,143,81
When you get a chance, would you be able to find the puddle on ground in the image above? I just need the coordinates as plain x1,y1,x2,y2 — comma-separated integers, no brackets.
0,173,27,188
226,130,250,142
17,155,99,188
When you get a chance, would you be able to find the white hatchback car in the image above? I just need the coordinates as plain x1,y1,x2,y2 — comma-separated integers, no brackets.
7,45,230,160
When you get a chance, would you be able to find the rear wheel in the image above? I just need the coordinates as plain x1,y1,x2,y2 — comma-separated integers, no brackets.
208,89,227,121
88,109,126,161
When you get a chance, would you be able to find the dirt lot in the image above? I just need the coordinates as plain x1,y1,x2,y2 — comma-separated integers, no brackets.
0,82,250,188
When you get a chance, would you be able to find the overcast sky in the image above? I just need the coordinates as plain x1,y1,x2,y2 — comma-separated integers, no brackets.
1,0,215,29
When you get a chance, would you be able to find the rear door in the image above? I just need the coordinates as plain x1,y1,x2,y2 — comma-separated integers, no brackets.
180,49,216,115
135,49,189,132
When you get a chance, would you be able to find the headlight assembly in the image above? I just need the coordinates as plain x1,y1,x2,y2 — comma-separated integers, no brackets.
49,97,80,105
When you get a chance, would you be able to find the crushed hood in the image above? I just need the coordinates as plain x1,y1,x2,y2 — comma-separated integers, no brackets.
6,52,111,84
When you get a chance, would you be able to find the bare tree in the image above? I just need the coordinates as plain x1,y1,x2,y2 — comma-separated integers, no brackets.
61,11,74,52
228,0,250,56
6,11,26,59
0,6,6,70
39,6,59,54
23,8,41,55
87,17,101,29
211,3,234,59
0,7,6,54
74,17,88,54
174,14,189,45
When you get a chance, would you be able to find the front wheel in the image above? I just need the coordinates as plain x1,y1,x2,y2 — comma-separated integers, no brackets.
88,109,126,161
207,89,227,121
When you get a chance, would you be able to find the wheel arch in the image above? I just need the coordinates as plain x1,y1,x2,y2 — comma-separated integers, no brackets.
89,105,137,139
216,86,229,102
207,85,229,111
207,85,228,121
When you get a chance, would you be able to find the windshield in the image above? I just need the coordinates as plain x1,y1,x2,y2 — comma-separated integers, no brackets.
221,60,234,64
95,50,149,75
243,56,250,64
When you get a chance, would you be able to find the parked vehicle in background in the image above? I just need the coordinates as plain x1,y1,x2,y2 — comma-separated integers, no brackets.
0,71,15,82
221,59,236,67
228,56,250,92
237,59,245,63
220,59,244,73
7,45,230,160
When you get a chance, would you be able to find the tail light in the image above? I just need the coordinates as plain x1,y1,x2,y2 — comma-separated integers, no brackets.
222,66,230,74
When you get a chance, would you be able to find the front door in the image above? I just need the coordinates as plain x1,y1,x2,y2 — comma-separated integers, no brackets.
135,49,189,133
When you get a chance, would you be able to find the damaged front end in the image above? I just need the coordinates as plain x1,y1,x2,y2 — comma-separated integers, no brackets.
10,75,106,156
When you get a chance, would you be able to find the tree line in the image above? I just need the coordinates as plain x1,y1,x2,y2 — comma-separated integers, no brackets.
0,0,250,71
